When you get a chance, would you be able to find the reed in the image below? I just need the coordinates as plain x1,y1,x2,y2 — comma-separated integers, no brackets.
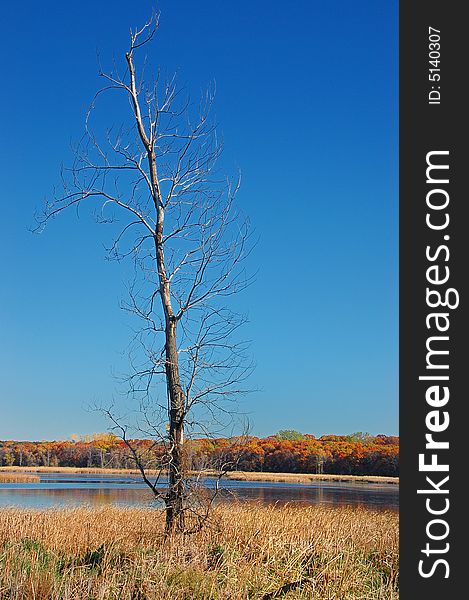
0,466,399,485
0,503,398,599
0,472,40,483
224,471,399,485
0,466,145,475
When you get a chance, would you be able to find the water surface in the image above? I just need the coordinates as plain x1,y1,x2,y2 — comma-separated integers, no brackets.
0,472,398,511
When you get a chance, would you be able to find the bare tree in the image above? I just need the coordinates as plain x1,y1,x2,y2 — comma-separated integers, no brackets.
37,14,253,534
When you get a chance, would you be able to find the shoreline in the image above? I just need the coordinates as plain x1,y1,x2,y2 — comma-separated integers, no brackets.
0,465,399,485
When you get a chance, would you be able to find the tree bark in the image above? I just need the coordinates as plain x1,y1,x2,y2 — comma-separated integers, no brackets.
151,157,186,534
163,318,186,534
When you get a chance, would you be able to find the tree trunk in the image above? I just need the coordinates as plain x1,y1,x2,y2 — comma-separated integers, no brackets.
154,204,186,533
126,46,187,533
163,318,186,533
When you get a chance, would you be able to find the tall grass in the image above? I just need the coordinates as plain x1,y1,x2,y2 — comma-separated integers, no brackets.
0,503,398,599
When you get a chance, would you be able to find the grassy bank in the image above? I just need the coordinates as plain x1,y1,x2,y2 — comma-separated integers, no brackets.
0,472,40,483
223,471,398,485
0,466,399,485
0,504,398,599
0,466,147,475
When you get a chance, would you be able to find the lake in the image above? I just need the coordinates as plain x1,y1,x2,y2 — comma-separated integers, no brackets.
0,472,398,511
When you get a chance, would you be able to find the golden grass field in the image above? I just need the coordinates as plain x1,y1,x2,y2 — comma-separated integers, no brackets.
0,503,398,599
0,466,398,486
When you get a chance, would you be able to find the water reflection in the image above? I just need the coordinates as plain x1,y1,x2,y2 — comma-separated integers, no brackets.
223,482,398,510
0,487,156,509
0,473,398,511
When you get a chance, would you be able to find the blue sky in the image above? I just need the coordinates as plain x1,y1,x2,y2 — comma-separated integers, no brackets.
0,0,398,440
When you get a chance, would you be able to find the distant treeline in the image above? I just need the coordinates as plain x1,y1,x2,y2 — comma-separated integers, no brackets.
0,431,399,477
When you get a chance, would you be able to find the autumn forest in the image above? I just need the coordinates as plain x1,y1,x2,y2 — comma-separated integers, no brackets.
0,432,399,477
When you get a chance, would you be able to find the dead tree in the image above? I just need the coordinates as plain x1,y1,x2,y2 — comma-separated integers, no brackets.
37,15,252,534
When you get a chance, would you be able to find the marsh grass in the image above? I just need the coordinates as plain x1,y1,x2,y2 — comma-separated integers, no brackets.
0,503,398,599
223,471,398,485
0,466,398,485
0,466,145,475
0,473,40,483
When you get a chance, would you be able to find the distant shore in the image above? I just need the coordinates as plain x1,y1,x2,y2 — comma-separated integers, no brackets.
0,465,398,485
223,470,398,485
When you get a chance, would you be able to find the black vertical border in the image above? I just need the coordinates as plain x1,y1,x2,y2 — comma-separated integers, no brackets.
400,2,467,597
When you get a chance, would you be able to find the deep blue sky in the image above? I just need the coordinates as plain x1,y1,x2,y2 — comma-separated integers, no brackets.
0,0,398,440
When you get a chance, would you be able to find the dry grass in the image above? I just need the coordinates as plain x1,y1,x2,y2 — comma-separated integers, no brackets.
0,466,398,485
0,503,398,599
224,472,399,485
0,473,40,483
0,466,144,476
